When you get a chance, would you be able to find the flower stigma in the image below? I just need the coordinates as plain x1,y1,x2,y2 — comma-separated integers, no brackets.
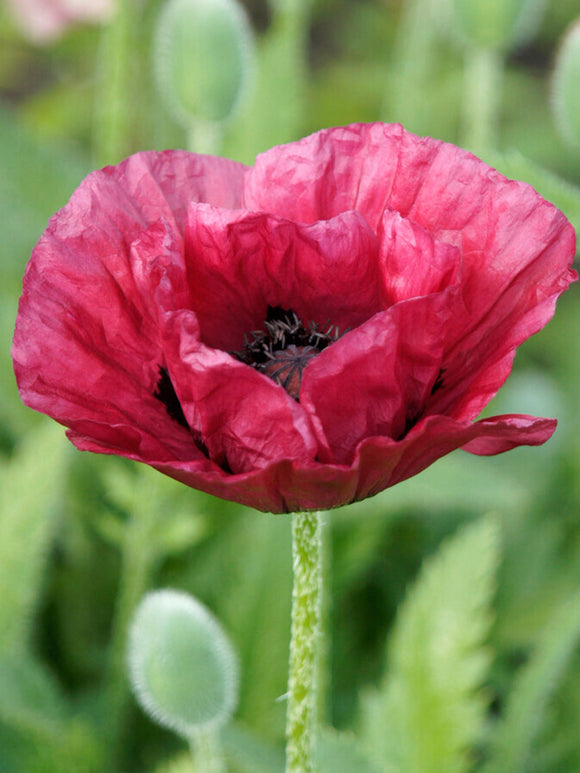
234,306,342,400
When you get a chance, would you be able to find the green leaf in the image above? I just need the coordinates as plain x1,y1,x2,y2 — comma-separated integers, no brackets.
0,422,69,655
360,516,501,773
483,590,580,773
0,652,101,773
0,653,66,735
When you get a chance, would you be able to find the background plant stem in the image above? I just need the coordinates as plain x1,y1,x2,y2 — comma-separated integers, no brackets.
383,0,437,135
104,499,159,763
286,510,324,773
462,46,503,153
93,0,136,165
190,727,226,773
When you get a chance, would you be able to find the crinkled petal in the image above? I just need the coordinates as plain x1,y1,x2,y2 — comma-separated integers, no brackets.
244,122,576,419
160,309,318,474
460,414,557,454
301,290,455,464
184,204,382,351
379,209,462,305
243,123,407,228
142,413,555,513
13,151,246,462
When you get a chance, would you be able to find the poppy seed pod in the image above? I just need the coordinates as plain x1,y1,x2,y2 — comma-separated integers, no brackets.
153,0,254,129
128,590,239,736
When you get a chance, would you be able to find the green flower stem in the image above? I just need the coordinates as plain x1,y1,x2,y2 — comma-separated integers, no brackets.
286,511,324,773
462,46,504,153
190,728,226,773
94,0,136,165
187,121,224,156
104,500,159,759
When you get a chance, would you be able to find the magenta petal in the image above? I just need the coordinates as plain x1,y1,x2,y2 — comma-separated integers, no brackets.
301,290,456,464
379,209,462,305
12,127,576,514
243,123,407,228
460,414,557,454
355,413,556,498
185,204,382,351
160,310,318,474
144,412,555,513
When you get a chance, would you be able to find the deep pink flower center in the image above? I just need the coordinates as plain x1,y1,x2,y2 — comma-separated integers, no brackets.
234,306,342,399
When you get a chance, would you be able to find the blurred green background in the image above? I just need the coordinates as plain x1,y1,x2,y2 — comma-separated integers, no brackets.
1,0,580,771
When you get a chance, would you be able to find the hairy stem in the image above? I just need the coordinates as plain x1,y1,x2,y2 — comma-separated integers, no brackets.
286,511,324,772
190,728,226,773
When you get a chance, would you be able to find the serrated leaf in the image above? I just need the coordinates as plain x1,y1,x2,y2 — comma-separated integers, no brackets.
360,516,501,773
483,590,580,773
0,422,69,655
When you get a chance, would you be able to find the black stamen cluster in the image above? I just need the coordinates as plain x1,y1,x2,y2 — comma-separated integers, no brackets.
235,306,341,367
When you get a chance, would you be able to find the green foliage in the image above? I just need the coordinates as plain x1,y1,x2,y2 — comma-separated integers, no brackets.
483,591,580,773
223,722,285,772
0,652,100,772
222,3,310,161
0,422,68,655
315,728,383,773
359,517,500,773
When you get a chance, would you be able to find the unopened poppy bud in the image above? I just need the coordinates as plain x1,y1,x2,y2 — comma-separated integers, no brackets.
552,20,580,150
128,590,239,737
440,0,546,51
153,0,254,129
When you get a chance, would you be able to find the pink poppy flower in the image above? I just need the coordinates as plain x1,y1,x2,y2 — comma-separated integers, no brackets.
12,124,577,512
5,0,114,44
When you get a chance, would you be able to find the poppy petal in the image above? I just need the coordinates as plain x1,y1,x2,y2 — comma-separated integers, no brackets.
300,290,456,464
160,309,318,474
379,209,462,305
184,203,382,351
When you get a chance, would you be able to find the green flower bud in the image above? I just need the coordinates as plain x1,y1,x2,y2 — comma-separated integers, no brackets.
552,20,580,150
153,0,254,129
128,590,239,737
439,0,546,51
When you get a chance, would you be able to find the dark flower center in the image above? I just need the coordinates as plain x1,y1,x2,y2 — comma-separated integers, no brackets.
154,366,189,428
234,305,342,399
